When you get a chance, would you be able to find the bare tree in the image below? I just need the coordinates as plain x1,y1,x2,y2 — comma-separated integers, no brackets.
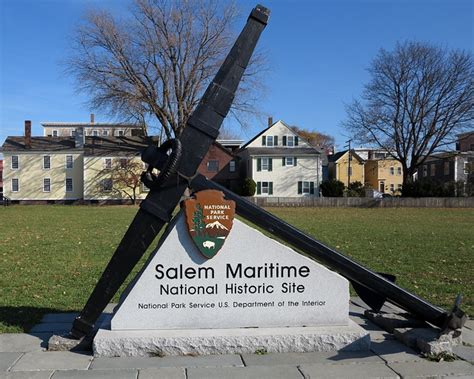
107,158,144,204
290,126,335,151
344,41,473,184
67,0,266,139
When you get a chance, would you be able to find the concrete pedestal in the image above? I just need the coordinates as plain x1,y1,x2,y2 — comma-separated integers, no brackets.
93,320,370,357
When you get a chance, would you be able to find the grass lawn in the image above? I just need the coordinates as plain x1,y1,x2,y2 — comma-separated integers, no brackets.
0,205,472,333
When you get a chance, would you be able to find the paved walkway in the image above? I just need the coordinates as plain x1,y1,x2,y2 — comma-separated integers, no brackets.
1,300,473,378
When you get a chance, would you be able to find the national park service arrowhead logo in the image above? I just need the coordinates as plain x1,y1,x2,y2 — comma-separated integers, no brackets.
183,190,235,259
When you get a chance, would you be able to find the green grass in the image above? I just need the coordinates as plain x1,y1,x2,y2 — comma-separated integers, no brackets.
0,205,472,333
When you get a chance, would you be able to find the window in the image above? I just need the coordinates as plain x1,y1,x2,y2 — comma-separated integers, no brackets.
11,178,19,192
257,157,272,171
43,178,51,192
464,162,470,175
423,165,427,177
398,184,403,191
104,158,112,169
65,178,73,192
52,130,58,137
390,183,395,192
298,181,315,195
119,158,128,169
11,155,19,170
266,136,274,146
103,130,109,136
374,152,386,159
390,167,394,175
117,130,124,136
430,164,436,176
287,136,295,147
101,178,113,192
257,181,273,195
285,157,294,166
93,130,99,136
66,155,73,169
262,135,278,146
229,160,236,172
207,160,219,172
43,155,51,170
397,167,402,175
444,162,450,175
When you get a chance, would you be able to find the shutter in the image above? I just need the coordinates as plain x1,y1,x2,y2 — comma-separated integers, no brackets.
269,182,273,195
257,182,261,195
310,182,315,194
262,136,266,146
268,158,273,171
294,157,297,166
257,158,261,172
298,181,302,194
282,157,286,166
274,136,278,146
295,136,299,146
283,136,287,146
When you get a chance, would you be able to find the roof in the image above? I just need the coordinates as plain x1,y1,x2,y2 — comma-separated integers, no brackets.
244,147,322,156
41,122,141,128
1,136,151,156
328,150,365,163
457,131,474,138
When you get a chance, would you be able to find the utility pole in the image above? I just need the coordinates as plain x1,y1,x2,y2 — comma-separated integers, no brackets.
345,139,352,188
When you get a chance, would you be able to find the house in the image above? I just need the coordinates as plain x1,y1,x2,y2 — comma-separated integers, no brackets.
0,159,3,194
419,152,473,185
237,119,323,197
365,159,403,194
1,120,150,203
42,114,144,138
328,150,365,186
197,141,241,193
456,131,474,152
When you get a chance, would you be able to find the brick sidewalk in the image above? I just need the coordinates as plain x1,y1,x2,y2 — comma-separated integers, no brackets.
1,299,472,378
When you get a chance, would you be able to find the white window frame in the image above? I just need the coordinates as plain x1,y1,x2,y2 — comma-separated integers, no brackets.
266,136,274,147
390,167,394,175
11,178,19,192
261,157,270,171
285,157,294,166
397,167,402,175
93,130,99,136
287,135,295,147
43,178,51,193
119,158,128,169
66,155,74,169
261,181,270,194
390,183,395,192
65,178,73,192
229,160,236,172
302,181,311,194
102,130,109,136
52,130,58,137
104,158,112,169
117,130,124,136
11,155,19,170
207,160,219,172
464,162,469,175
43,155,51,170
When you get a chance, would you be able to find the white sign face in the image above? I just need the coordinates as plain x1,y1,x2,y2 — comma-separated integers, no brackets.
111,212,349,330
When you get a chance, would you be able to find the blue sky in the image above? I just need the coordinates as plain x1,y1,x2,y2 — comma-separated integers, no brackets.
1,0,472,151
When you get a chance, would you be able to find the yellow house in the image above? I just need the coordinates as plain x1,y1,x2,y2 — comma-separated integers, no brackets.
328,150,365,186
1,121,151,203
365,159,403,194
1,137,84,201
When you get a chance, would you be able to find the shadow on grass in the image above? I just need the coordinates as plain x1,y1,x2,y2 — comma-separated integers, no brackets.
0,306,72,333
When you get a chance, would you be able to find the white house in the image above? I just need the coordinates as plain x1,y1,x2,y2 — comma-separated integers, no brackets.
238,119,323,197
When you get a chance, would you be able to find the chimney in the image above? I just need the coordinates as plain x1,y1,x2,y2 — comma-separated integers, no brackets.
24,120,32,148
75,126,85,148
90,113,95,124
268,116,273,128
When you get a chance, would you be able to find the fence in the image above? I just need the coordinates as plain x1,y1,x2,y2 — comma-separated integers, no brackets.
246,197,474,208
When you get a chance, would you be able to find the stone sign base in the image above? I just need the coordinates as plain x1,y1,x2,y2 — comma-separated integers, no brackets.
93,320,370,357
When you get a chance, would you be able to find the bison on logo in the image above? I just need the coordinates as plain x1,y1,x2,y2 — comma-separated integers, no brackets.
183,190,235,259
